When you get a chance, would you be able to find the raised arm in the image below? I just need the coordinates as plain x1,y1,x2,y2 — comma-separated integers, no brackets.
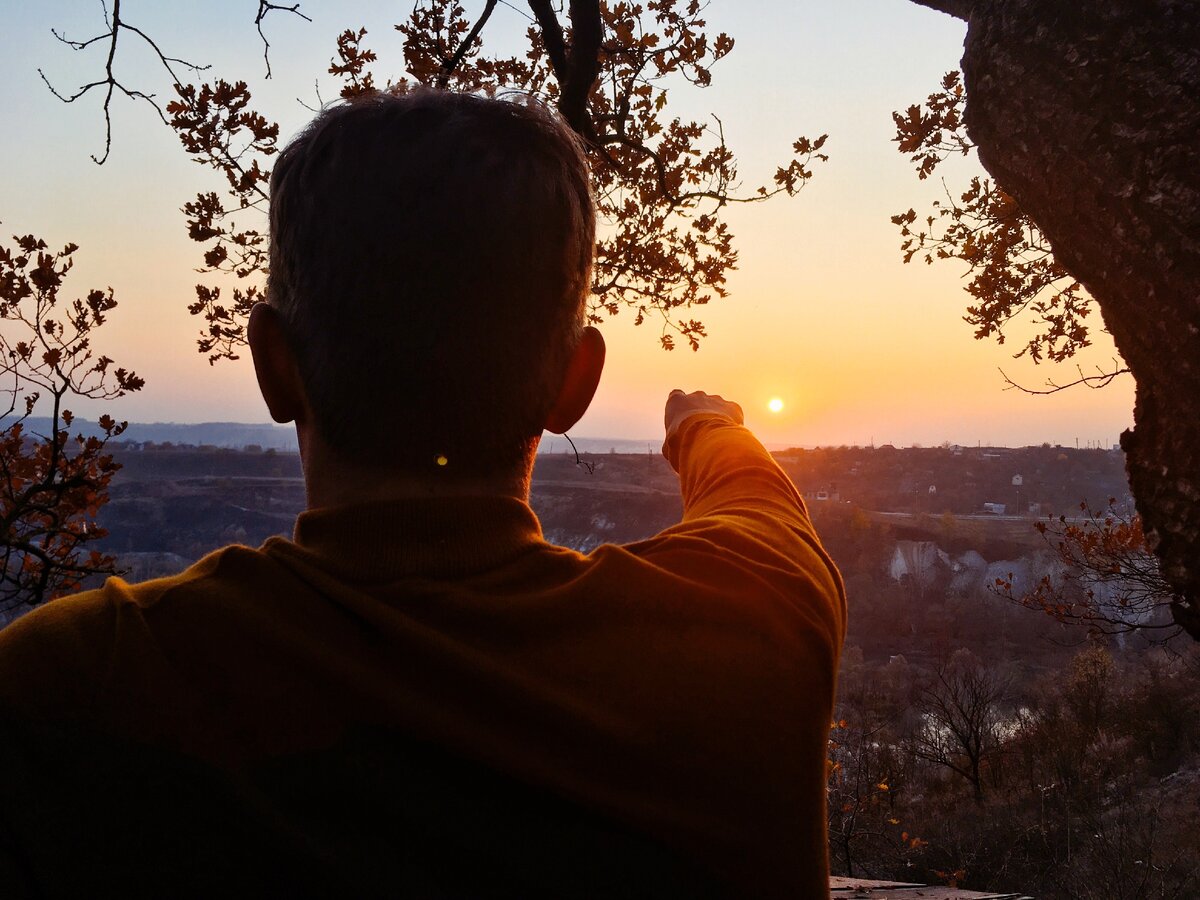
662,389,813,529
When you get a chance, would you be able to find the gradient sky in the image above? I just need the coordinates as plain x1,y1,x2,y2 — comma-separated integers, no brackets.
2,1,1135,448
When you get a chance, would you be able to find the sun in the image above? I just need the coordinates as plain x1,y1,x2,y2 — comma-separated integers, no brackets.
767,397,784,414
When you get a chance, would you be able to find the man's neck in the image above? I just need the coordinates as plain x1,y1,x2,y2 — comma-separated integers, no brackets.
297,427,534,511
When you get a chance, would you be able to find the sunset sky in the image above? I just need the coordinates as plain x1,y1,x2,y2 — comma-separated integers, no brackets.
3,1,1135,449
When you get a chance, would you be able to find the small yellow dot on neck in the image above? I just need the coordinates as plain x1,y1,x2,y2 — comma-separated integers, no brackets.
435,454,449,467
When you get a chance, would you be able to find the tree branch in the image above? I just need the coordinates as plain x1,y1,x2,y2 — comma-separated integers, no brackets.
527,0,602,138
1000,360,1131,394
38,0,210,164
906,0,973,21
439,0,499,87
254,1,311,79
527,0,568,77
559,0,603,136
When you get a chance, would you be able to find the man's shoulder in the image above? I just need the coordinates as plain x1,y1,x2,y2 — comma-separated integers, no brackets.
104,542,281,614
0,544,274,708
4,543,265,623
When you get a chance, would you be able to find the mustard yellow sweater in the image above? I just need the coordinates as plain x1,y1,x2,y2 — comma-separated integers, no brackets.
0,414,845,898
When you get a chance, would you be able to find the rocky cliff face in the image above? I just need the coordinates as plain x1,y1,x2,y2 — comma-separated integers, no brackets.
887,537,1063,602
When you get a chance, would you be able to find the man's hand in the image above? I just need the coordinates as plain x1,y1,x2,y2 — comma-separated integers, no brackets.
664,389,744,439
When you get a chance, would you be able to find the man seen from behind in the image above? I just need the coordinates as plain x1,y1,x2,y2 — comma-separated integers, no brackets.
0,89,846,898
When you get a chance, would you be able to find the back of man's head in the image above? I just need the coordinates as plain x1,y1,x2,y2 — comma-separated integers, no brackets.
267,89,595,477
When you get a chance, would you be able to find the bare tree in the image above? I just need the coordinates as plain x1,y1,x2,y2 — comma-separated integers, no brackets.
910,651,1008,804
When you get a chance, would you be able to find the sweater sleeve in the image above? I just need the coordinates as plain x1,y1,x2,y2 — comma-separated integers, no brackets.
663,412,813,523
623,412,846,896
655,412,847,656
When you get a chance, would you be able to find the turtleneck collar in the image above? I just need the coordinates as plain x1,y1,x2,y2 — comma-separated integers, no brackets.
275,495,548,583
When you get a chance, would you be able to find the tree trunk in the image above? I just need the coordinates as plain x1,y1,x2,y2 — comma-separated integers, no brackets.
924,0,1200,636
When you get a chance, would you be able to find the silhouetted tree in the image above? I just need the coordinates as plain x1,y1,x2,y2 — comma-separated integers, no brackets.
41,1,827,360
896,0,1200,637
910,650,1008,804
0,232,144,611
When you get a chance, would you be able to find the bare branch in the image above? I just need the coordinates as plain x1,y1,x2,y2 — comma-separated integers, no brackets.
1000,360,1131,395
297,79,324,113
527,0,568,77
907,0,973,21
439,0,499,87
39,0,210,164
254,1,311,79
497,0,534,23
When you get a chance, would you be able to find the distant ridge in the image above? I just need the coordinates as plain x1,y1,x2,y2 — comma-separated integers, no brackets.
14,417,798,455
15,418,661,455
18,418,300,451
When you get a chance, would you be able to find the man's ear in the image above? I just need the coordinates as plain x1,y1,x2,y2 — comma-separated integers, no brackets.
544,325,606,434
248,303,307,424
